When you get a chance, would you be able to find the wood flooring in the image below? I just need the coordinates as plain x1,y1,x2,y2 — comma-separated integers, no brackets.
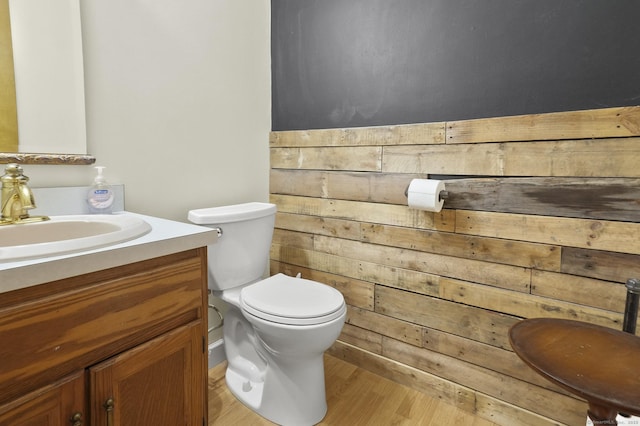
208,354,497,425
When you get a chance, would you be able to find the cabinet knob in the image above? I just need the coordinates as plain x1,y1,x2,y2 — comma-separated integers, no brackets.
70,412,83,426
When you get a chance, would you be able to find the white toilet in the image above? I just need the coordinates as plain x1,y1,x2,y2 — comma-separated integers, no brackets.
188,202,346,426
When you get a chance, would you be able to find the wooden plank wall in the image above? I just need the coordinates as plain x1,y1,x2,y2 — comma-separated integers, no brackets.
269,106,640,425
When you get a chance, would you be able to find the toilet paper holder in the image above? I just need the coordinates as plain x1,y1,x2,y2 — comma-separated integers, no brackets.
404,185,449,201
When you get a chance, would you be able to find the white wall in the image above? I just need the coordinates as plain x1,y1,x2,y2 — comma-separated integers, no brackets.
27,0,271,222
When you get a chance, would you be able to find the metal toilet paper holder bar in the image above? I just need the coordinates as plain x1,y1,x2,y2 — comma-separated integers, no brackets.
404,185,449,201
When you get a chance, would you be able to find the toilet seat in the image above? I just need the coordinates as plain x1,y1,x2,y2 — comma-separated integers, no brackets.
240,273,346,326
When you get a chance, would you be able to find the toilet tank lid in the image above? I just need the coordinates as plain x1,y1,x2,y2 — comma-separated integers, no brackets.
188,202,276,224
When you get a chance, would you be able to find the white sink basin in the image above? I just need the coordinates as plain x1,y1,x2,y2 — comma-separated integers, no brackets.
0,214,151,261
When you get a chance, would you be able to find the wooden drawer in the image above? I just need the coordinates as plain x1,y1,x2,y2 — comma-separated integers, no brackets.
0,250,205,405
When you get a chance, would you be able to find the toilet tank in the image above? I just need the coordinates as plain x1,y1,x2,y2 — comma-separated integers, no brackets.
188,202,277,291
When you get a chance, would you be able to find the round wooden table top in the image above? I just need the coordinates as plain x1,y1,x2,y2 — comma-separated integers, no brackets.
509,318,640,417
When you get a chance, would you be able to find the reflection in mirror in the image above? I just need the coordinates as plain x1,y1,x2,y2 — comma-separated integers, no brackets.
0,0,91,164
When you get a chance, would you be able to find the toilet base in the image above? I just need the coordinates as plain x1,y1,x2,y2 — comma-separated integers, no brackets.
225,354,328,426
226,366,266,411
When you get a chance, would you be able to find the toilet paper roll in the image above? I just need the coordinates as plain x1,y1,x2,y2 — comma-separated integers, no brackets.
407,179,446,212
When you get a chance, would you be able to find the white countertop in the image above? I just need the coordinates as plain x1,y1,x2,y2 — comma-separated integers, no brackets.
0,212,217,294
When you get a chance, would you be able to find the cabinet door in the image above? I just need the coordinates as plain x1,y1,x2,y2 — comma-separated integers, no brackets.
89,321,206,426
0,371,85,426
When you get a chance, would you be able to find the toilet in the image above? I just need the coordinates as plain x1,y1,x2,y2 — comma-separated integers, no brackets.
188,202,346,426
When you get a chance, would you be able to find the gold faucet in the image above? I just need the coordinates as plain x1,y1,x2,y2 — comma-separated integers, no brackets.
0,163,49,225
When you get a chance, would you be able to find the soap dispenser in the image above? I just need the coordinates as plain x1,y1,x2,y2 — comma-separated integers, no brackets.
87,166,114,214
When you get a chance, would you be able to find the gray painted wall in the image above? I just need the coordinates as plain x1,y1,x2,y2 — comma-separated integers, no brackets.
272,0,640,130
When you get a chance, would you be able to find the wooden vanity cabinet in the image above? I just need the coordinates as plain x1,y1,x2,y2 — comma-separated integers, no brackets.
0,248,209,426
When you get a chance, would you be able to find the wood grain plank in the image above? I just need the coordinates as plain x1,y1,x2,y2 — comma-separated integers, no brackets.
347,305,423,347
360,222,561,270
383,138,640,177
270,146,382,171
383,143,506,175
531,270,629,313
272,227,315,249
274,212,362,241
446,106,640,144
374,285,519,349
442,177,640,222
270,122,445,147
314,235,531,293
338,323,383,355
456,209,640,255
439,277,623,330
561,247,640,283
270,169,423,205
271,194,449,231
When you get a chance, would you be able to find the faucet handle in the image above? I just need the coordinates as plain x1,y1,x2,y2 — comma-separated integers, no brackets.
1,163,30,189
3,163,24,177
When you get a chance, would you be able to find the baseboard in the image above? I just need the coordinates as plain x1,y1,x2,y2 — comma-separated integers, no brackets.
208,338,226,368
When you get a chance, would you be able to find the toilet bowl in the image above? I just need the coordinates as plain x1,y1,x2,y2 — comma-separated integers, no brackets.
188,203,346,425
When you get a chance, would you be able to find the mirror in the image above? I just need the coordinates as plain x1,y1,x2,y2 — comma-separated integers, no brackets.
0,0,93,165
